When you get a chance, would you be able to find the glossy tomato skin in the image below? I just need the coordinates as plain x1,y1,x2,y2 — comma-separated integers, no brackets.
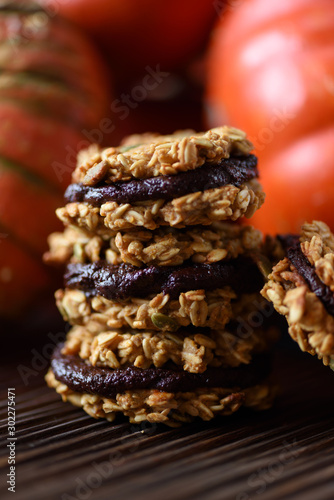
206,0,334,233
252,125,334,233
40,0,218,76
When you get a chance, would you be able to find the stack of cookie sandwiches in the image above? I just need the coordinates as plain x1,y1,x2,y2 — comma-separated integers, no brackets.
45,126,279,426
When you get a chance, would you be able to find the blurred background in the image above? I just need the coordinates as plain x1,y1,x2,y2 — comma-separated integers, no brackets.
0,0,333,324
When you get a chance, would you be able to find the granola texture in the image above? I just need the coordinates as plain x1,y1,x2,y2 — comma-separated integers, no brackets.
44,222,263,268
56,287,236,332
56,285,275,336
56,179,265,231
60,320,276,374
45,124,279,424
73,126,254,185
261,221,334,367
46,369,275,426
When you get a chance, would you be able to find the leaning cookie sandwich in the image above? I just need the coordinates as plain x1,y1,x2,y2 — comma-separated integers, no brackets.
262,220,334,370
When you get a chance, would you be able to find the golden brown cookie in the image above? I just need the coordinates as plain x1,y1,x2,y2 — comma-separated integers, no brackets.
44,222,263,268
60,317,277,374
46,346,275,426
57,180,264,231
261,221,334,369
73,126,254,184
56,126,264,230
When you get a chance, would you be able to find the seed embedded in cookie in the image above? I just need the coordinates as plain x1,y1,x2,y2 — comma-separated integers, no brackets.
56,287,236,332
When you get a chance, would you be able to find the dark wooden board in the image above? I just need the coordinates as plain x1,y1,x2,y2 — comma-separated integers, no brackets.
1,331,334,500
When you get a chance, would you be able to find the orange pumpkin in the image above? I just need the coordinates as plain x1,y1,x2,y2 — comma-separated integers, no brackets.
0,2,112,316
206,0,334,234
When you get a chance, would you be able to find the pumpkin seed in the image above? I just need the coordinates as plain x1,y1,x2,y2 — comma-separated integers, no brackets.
251,252,273,280
73,242,85,262
119,144,141,153
151,312,179,332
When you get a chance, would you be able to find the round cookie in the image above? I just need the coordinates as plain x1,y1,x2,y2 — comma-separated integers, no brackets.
56,287,236,332
74,126,254,183
55,288,275,336
261,220,334,369
55,127,265,231
46,346,275,426
60,318,277,373
44,222,263,268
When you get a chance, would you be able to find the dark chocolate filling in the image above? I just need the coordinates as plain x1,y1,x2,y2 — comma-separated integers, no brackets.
64,258,264,301
287,242,334,317
277,234,299,251
51,345,271,397
64,155,258,205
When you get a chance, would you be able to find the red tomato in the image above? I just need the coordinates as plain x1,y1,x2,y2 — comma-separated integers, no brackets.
40,0,218,76
206,0,334,234
252,125,334,233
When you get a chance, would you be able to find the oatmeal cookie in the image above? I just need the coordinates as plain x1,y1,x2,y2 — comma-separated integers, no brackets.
57,179,264,231
73,126,254,184
44,222,263,268
46,346,275,426
60,320,276,373
261,221,334,369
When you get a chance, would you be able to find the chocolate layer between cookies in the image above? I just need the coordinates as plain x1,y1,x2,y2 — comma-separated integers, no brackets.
50,344,271,396
46,343,275,426
74,126,254,183
262,221,334,368
46,125,278,426
57,127,264,231
286,241,334,316
64,257,264,301
57,180,264,231
65,155,258,205
46,368,275,426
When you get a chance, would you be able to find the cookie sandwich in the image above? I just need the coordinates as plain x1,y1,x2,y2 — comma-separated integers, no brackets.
262,220,334,370
45,126,278,426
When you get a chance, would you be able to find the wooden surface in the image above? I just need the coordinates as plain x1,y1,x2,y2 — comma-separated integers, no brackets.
1,327,334,500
